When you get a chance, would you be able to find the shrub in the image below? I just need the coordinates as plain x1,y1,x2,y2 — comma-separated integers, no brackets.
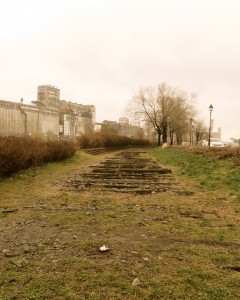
0,136,76,177
76,132,150,149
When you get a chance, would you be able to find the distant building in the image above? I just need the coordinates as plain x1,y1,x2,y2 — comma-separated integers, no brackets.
100,117,144,138
0,85,95,139
119,117,129,125
212,126,222,140
58,100,95,138
37,85,60,109
0,99,59,137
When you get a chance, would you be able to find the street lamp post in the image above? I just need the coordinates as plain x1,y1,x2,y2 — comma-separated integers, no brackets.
167,116,170,145
192,124,194,144
208,104,213,146
189,118,193,144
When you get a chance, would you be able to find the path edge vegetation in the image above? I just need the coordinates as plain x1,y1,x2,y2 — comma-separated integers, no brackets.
148,146,240,203
0,135,150,178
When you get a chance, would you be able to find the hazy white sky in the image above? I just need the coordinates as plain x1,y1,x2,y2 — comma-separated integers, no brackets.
1,0,240,140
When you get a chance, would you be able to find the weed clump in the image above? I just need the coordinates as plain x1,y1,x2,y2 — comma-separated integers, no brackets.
0,136,76,177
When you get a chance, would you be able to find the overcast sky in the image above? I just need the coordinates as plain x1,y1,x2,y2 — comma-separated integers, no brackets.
1,0,240,141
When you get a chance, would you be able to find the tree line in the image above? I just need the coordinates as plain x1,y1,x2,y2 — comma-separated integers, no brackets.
127,82,207,146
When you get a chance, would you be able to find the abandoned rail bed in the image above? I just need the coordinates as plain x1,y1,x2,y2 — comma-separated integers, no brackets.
64,149,193,195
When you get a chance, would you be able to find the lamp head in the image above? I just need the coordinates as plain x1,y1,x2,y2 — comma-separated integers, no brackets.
209,104,213,112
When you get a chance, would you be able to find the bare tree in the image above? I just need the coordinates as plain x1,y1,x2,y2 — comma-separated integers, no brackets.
128,83,195,145
193,119,208,144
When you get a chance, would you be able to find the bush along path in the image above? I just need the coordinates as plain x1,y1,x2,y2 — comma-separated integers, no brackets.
0,136,76,177
0,148,240,299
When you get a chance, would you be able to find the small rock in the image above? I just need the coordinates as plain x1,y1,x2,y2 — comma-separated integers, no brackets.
132,278,141,286
2,249,10,254
23,246,32,253
10,260,23,268
160,221,168,224
2,249,12,257
143,257,149,261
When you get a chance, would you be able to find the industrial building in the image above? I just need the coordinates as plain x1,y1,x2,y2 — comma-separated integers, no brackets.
0,85,144,141
0,85,95,139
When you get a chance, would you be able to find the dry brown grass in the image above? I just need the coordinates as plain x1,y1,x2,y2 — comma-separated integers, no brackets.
0,136,76,177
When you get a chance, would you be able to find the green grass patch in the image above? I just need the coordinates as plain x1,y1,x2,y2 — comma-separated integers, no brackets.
148,147,240,202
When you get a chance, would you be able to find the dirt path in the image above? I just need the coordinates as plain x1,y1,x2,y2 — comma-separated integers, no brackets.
1,149,240,299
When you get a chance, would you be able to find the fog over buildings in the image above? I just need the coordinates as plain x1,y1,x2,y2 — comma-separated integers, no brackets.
1,0,240,141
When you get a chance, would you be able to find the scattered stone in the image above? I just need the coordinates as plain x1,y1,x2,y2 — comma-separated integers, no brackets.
23,246,32,253
2,249,9,253
143,257,149,261
2,249,10,256
10,259,24,268
160,221,168,224
132,278,141,286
